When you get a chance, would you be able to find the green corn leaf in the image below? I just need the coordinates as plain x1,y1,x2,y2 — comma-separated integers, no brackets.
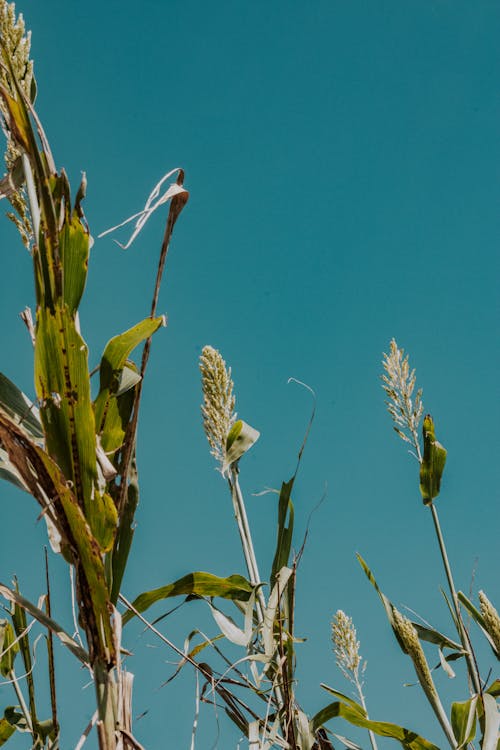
34,305,97,518
311,701,440,750
58,175,90,314
122,572,254,625
320,684,368,714
0,373,42,440
270,478,295,587
419,415,447,504
222,420,260,471
0,621,18,677
94,318,164,452
451,697,477,748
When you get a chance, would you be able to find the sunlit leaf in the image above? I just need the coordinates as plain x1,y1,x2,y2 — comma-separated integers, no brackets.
122,572,254,625
451,697,477,747
311,701,440,750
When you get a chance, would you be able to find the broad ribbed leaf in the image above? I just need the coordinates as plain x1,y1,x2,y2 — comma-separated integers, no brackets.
59,186,90,313
311,701,440,750
451,697,477,747
123,572,254,625
34,306,96,516
94,318,163,451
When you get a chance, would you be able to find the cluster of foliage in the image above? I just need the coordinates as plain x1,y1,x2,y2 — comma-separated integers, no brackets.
0,4,498,749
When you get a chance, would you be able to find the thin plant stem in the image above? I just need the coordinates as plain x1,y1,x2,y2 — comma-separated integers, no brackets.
429,503,482,696
227,467,289,731
9,669,33,735
227,467,266,625
44,548,59,740
353,673,378,750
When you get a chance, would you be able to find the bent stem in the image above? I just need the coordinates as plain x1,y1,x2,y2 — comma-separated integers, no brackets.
429,503,482,696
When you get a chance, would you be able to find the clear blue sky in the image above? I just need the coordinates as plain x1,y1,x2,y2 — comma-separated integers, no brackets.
0,1,498,748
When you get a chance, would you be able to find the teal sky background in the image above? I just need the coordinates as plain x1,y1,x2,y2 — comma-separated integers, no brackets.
0,1,498,748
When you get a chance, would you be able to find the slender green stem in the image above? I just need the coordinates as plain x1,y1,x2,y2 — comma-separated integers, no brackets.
227,467,266,625
354,673,378,750
9,669,33,735
429,503,482,695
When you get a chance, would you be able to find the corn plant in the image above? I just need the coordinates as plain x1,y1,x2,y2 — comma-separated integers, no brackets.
0,2,187,747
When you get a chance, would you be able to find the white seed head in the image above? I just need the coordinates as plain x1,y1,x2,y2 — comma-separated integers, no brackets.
331,610,361,679
381,339,424,459
200,346,236,470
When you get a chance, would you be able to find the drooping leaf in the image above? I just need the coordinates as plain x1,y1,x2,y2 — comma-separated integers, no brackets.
0,412,114,663
419,415,447,504
311,701,440,750
412,622,463,652
122,572,254,625
451,697,477,748
320,684,368,714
